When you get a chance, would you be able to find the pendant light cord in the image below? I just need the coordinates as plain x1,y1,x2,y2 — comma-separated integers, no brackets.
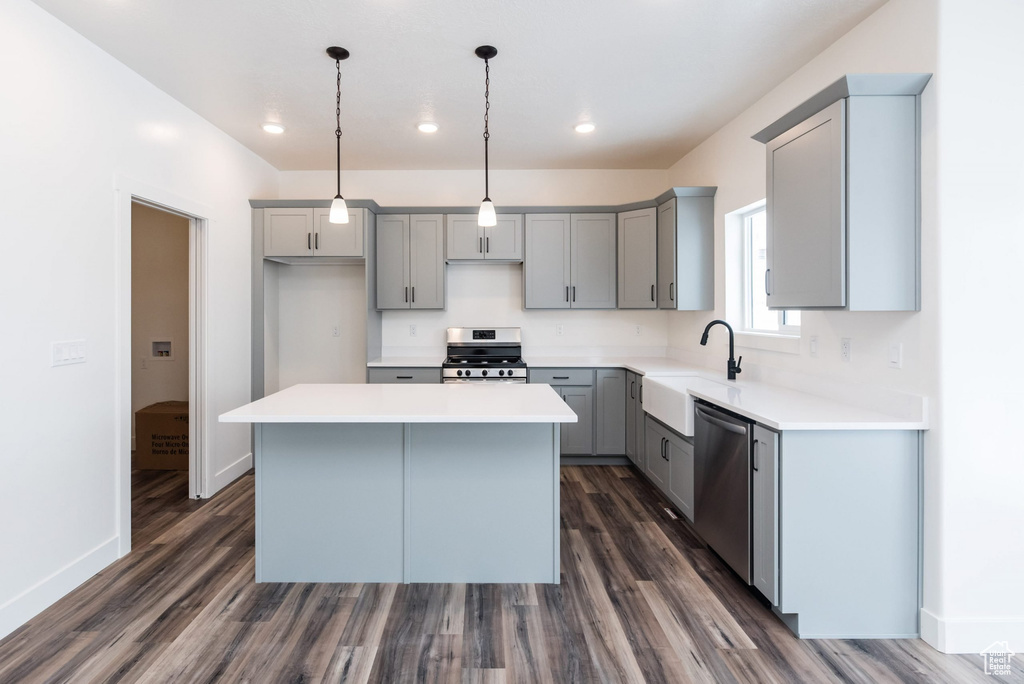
483,58,490,200
335,57,343,198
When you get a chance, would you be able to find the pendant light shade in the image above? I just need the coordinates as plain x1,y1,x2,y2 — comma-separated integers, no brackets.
327,46,350,225
475,45,498,227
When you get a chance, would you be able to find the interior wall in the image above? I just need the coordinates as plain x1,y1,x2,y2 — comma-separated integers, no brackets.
275,264,367,388
0,0,278,640
280,170,672,357
130,203,189,445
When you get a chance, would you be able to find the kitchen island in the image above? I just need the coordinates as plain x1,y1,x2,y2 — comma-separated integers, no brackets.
220,383,577,583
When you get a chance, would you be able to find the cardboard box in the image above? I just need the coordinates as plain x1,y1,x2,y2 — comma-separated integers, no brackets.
135,401,189,470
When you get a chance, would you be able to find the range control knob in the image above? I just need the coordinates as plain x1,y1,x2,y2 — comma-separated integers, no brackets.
482,370,488,377
499,370,505,376
457,370,463,376
465,370,472,377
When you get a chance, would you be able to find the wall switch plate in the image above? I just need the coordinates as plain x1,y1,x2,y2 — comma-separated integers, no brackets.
809,336,818,358
635,325,642,336
332,325,340,337
889,342,903,369
840,337,852,362
409,324,417,337
51,339,86,367
556,324,564,336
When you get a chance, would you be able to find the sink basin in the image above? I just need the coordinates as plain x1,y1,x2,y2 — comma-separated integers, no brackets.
644,375,724,437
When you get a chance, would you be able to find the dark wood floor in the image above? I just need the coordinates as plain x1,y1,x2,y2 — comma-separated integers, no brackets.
0,466,1013,683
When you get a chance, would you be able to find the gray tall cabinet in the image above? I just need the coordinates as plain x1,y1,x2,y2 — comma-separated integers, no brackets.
376,214,445,310
524,213,616,309
753,73,930,311
657,189,716,311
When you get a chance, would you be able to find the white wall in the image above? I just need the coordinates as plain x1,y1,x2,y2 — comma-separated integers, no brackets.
131,203,189,445
280,170,672,357
0,0,277,639
663,0,1024,653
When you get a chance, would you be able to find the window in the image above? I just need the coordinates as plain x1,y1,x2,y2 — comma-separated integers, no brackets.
742,206,800,335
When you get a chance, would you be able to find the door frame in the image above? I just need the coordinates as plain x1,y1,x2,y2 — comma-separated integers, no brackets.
115,176,211,557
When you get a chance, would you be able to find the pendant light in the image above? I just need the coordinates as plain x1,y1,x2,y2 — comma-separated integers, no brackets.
475,45,498,227
326,46,350,224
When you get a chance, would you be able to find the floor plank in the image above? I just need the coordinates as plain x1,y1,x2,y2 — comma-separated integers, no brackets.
0,465,1009,684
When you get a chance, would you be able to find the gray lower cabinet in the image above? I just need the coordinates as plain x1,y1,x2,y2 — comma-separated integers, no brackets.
625,371,645,468
752,424,779,605
617,208,658,308
643,416,694,521
446,214,523,261
657,191,715,310
366,367,440,384
530,368,598,456
524,214,616,309
754,74,929,311
376,214,445,310
595,369,626,455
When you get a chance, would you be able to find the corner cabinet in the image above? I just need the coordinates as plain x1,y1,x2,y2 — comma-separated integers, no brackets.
753,73,931,311
263,207,364,258
524,214,616,309
617,208,658,309
376,214,445,310
657,190,715,311
446,214,523,262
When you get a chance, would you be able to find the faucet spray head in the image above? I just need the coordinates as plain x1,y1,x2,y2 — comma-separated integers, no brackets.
700,332,709,346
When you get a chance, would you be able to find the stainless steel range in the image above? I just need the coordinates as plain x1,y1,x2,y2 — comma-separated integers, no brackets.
442,327,527,383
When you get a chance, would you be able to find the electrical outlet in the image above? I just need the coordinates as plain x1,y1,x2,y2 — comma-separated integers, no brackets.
809,336,819,358
140,356,147,370
840,337,852,362
556,324,564,337
332,325,340,337
409,324,417,337
889,342,903,369
635,325,642,336
51,340,86,367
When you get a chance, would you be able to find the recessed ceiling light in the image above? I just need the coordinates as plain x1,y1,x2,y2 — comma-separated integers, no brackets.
574,123,596,134
262,122,285,134
418,122,439,133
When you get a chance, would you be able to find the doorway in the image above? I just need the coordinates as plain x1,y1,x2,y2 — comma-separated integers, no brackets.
116,179,208,557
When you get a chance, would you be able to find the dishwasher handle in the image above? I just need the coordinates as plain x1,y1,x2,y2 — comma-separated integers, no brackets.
695,405,749,436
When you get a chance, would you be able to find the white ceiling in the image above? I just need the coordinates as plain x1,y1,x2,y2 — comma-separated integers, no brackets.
32,0,886,171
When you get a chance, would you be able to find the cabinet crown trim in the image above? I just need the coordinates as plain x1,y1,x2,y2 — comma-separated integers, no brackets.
752,73,932,144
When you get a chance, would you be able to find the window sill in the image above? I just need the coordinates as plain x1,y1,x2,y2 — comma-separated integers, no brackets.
735,331,801,355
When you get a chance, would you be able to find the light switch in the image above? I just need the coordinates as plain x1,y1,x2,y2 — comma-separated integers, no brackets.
51,339,86,367
889,343,903,369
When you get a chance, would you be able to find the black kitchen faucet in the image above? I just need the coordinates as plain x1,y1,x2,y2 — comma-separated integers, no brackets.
700,319,742,381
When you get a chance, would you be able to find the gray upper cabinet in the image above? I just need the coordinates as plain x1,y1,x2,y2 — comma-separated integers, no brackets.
617,208,658,309
595,369,626,455
446,214,523,261
524,213,616,309
264,207,364,258
376,214,445,310
755,73,930,311
657,191,715,310
752,424,779,606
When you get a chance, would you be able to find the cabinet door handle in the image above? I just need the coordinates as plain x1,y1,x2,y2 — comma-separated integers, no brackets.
480,236,483,253
315,233,319,250
307,232,312,250
765,269,771,296
630,381,636,399
405,286,409,303
651,284,655,302
397,376,413,380
753,439,760,471
639,385,643,404
486,236,490,253
553,376,570,380
669,282,674,301
412,286,415,303
565,286,569,302
572,286,576,302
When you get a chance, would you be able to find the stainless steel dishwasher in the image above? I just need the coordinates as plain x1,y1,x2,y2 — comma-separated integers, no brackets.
693,400,754,584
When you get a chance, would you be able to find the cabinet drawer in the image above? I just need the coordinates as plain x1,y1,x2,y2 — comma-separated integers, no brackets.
529,368,594,386
367,367,440,384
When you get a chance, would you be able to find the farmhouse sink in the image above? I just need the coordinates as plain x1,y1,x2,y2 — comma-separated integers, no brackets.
643,375,727,437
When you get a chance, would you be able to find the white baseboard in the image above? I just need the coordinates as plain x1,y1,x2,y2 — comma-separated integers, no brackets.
0,536,119,641
921,607,1024,654
210,451,252,497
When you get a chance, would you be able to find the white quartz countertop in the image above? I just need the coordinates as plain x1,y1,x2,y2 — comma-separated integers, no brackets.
525,356,700,376
366,357,443,368
220,383,578,424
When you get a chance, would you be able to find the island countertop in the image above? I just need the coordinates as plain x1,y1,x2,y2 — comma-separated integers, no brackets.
220,383,579,424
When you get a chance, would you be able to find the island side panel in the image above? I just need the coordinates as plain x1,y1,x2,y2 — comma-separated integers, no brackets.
257,422,405,582
408,422,558,583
